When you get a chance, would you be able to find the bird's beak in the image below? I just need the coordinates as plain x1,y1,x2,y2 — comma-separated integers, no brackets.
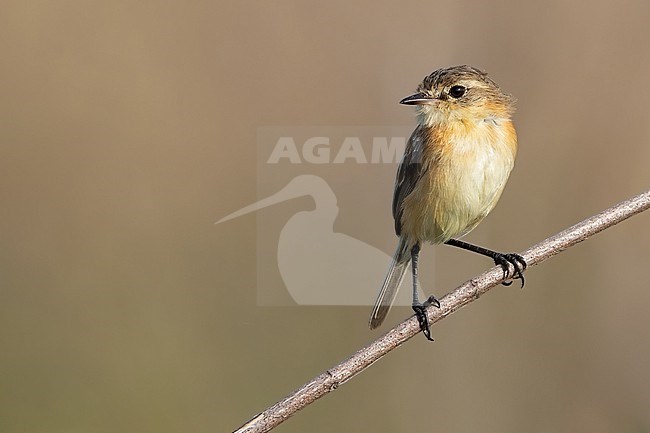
215,176,313,225
215,185,297,224
399,92,435,105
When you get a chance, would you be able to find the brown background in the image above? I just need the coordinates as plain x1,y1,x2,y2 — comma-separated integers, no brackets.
1,1,650,432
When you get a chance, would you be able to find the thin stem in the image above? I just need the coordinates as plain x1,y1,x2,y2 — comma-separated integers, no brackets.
232,190,650,433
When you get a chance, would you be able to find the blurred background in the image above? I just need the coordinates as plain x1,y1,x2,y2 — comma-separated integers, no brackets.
1,1,650,432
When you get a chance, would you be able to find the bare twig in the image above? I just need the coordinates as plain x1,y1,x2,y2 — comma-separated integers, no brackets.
233,190,650,433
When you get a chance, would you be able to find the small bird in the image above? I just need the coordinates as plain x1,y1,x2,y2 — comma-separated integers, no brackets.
369,65,526,340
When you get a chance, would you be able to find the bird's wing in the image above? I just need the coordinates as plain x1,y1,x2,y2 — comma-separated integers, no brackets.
392,125,430,236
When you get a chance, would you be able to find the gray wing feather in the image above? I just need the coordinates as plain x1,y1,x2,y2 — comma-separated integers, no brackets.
369,238,410,329
369,126,431,329
392,126,429,236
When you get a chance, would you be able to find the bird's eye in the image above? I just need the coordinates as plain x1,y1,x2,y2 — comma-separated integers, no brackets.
449,85,466,98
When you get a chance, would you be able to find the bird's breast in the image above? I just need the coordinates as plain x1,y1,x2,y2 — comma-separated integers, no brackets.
400,119,517,244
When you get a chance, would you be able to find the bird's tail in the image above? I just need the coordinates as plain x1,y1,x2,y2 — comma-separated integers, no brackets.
369,238,410,329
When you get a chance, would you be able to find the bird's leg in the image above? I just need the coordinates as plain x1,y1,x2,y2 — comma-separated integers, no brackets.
445,239,527,287
410,242,440,341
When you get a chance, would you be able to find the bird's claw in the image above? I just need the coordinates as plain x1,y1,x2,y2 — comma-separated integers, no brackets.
493,253,527,287
412,295,440,342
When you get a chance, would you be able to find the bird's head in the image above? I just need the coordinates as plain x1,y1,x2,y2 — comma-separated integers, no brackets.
400,65,515,127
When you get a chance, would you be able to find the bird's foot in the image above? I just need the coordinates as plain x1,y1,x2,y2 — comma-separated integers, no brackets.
412,295,440,342
493,253,527,287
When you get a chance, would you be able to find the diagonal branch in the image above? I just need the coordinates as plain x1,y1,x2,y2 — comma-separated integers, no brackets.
233,190,650,433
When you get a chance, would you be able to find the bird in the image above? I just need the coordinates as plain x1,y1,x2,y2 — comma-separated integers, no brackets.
369,65,526,340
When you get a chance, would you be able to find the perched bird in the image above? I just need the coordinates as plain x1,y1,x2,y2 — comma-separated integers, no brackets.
369,65,526,340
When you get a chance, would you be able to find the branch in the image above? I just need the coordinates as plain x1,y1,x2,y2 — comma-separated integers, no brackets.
233,190,650,433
